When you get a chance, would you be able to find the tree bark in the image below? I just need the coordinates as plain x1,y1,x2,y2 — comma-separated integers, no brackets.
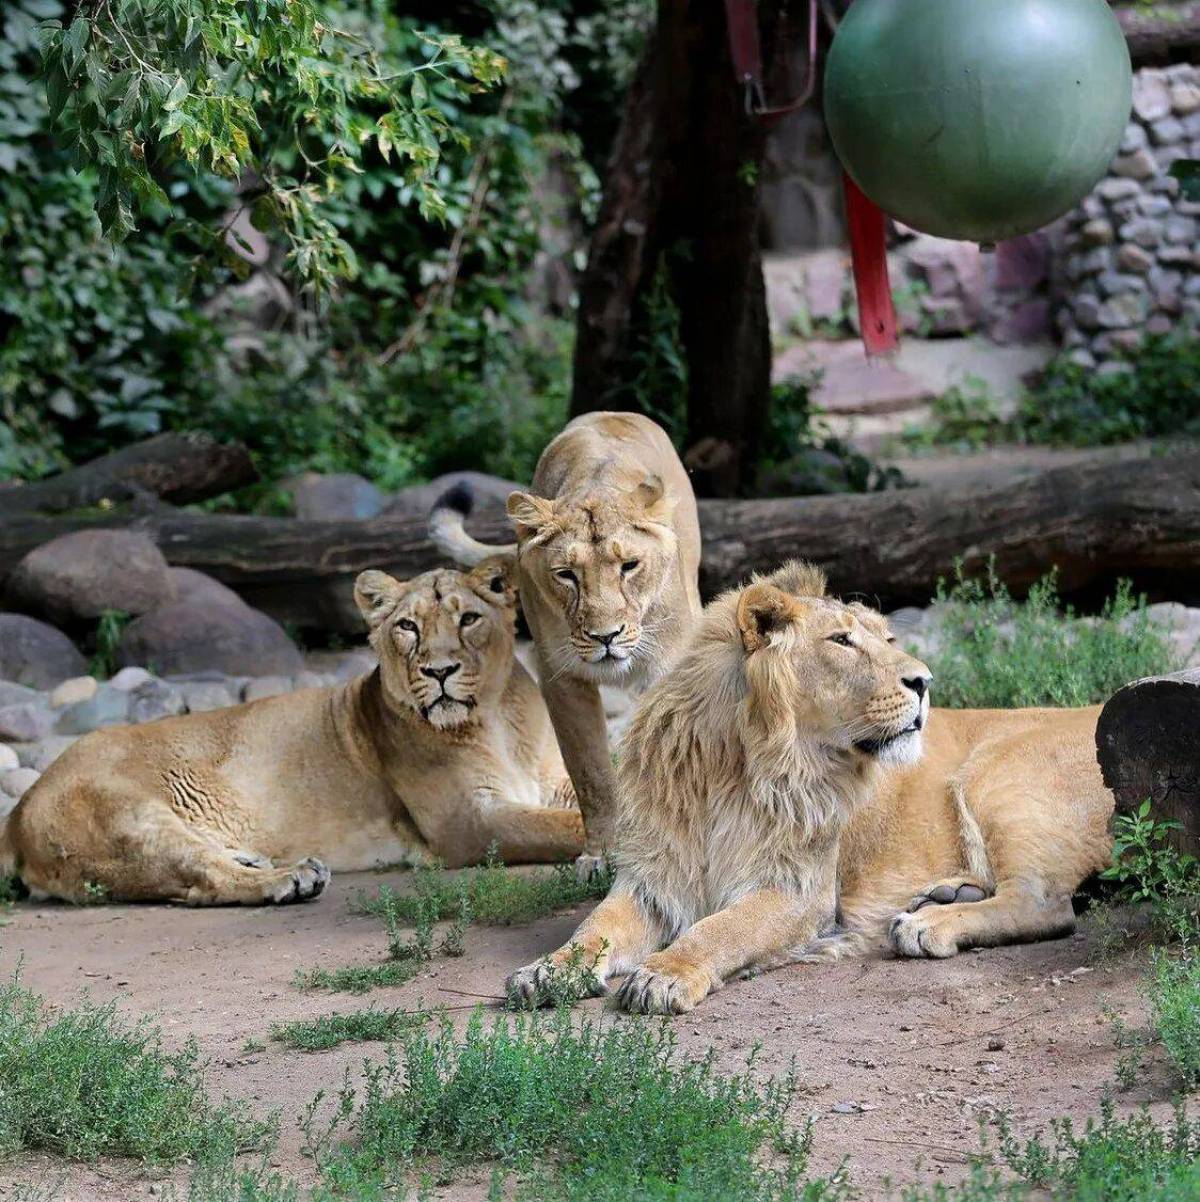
0,433,258,517
1097,669,1200,856
570,1,784,497
5,451,1200,634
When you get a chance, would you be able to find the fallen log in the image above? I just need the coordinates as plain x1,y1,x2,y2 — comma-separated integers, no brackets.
1116,4,1200,63
1097,669,1200,857
3,449,1200,634
0,432,258,517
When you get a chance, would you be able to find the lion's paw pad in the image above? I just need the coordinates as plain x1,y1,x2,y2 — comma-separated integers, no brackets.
907,881,988,913
615,968,698,1015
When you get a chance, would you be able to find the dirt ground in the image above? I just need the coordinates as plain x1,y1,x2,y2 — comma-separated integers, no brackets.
0,871,1182,1202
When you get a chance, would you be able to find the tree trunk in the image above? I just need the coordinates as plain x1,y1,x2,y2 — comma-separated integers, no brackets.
570,1,784,497
5,451,1200,634
1097,670,1200,857
0,433,257,517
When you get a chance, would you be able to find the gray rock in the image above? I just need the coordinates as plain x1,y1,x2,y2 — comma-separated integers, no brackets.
1080,218,1114,246
0,703,53,743
291,671,334,691
1165,216,1197,244
0,791,15,819
116,601,303,678
1073,293,1102,331
282,472,386,521
128,679,186,724
1135,194,1173,217
1151,116,1186,145
0,682,41,710
109,666,154,691
1119,218,1162,249
1068,247,1111,278
1097,272,1143,297
1133,71,1171,122
180,681,237,714
49,676,98,710
1184,110,1200,139
0,614,87,690
1096,178,1141,203
1172,83,1200,115
1097,293,1149,329
7,530,175,623
1116,243,1155,274
1154,145,1187,171
0,768,38,800
55,684,131,735
1111,149,1157,181
303,649,376,683
23,736,79,773
1158,245,1197,265
1067,348,1098,370
1120,123,1149,154
0,745,18,773
243,676,292,702
167,568,247,612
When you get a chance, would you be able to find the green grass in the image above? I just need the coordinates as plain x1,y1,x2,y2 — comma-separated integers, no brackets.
348,854,613,928
271,1007,430,1052
1151,954,1200,1090
307,1008,847,1202
922,567,1179,709
89,608,131,680
0,975,270,1164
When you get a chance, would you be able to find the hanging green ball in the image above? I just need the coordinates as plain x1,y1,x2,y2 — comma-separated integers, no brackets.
824,0,1133,242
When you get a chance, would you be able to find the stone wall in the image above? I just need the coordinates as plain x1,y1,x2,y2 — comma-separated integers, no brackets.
1056,64,1200,371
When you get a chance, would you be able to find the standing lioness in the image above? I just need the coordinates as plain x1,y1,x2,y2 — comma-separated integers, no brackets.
509,562,1113,1014
3,562,583,905
431,412,702,872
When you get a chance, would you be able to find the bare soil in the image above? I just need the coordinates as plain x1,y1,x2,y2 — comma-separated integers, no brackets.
0,872,1182,1201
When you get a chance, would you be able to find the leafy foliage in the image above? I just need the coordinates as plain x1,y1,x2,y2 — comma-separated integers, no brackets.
921,566,1179,709
271,1006,430,1052
0,974,269,1162
1151,953,1200,1089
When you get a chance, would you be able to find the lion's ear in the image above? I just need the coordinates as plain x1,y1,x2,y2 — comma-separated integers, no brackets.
506,491,557,539
467,556,517,607
634,475,676,524
736,583,805,653
354,570,404,629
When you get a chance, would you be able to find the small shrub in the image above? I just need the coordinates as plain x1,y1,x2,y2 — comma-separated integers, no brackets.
89,609,131,680
1150,954,1200,1089
0,976,269,1163
271,1007,430,1052
902,377,1010,453
923,566,1179,709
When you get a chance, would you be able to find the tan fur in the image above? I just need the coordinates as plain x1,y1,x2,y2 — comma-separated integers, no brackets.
508,561,1113,1014
3,561,583,906
431,412,702,868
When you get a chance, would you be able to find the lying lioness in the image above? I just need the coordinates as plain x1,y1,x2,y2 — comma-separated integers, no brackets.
3,562,583,905
508,561,1112,1014
431,412,702,874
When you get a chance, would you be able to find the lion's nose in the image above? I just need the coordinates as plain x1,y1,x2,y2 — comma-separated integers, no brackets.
420,663,461,685
903,673,930,700
586,626,625,647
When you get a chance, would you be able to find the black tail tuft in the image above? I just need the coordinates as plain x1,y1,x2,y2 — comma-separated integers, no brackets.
435,481,474,519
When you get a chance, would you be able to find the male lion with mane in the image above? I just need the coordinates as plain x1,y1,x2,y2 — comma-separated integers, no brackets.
3,562,583,905
431,411,702,875
508,561,1112,1014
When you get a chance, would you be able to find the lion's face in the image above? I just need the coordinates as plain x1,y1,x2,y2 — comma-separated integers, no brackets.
506,481,678,682
354,561,516,731
736,562,932,768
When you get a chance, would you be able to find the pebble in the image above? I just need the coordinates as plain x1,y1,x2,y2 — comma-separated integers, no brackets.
0,768,40,800
0,745,18,773
49,676,98,709
108,666,154,692
0,704,54,744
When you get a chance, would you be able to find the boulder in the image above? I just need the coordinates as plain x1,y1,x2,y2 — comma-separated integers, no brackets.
116,601,303,678
54,684,131,736
7,530,175,623
0,614,87,689
0,767,39,800
179,680,238,713
0,682,41,710
0,745,19,773
0,703,53,744
243,676,293,702
282,472,386,521
382,471,523,522
128,679,187,724
167,568,248,612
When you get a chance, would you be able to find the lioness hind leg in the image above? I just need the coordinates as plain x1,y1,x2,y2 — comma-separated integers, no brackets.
889,882,1075,959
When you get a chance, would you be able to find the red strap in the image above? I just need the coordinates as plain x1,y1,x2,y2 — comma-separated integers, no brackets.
843,173,900,357
723,0,818,123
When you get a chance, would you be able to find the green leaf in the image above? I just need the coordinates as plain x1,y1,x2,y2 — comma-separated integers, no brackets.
62,17,89,80
159,110,185,138
162,76,188,112
1169,159,1200,202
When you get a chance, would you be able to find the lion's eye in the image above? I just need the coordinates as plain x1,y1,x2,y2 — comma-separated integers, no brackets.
460,612,480,628
621,559,640,574
398,619,418,635
828,632,853,647
555,569,578,585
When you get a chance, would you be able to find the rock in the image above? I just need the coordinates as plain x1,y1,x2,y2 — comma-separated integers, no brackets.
803,249,849,322
0,683,41,710
1150,116,1185,145
1111,149,1157,181
180,681,237,714
1068,246,1110,279
1096,178,1141,203
1097,272,1142,297
24,736,78,773
282,472,386,521
0,745,18,773
109,666,154,691
303,649,376,683
55,685,131,736
382,471,524,522
1176,84,1200,116
1116,243,1155,274
1138,603,1200,666
1073,294,1102,331
1165,216,1197,245
243,676,293,702
1118,218,1162,249
0,704,53,743
1098,293,1149,329
1120,123,1148,154
1135,194,1172,217
7,530,175,623
1133,71,1171,123
167,568,247,612
128,679,186,724
1079,219,1114,246
0,614,87,690
116,601,303,678
49,676,98,710
291,671,333,691
0,768,39,800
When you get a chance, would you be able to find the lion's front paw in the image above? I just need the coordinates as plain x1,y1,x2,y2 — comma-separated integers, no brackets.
888,910,960,958
906,878,989,913
269,857,330,905
615,959,711,1016
505,949,608,1010
506,960,556,1010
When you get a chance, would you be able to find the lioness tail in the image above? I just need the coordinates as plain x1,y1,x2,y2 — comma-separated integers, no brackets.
428,483,517,567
